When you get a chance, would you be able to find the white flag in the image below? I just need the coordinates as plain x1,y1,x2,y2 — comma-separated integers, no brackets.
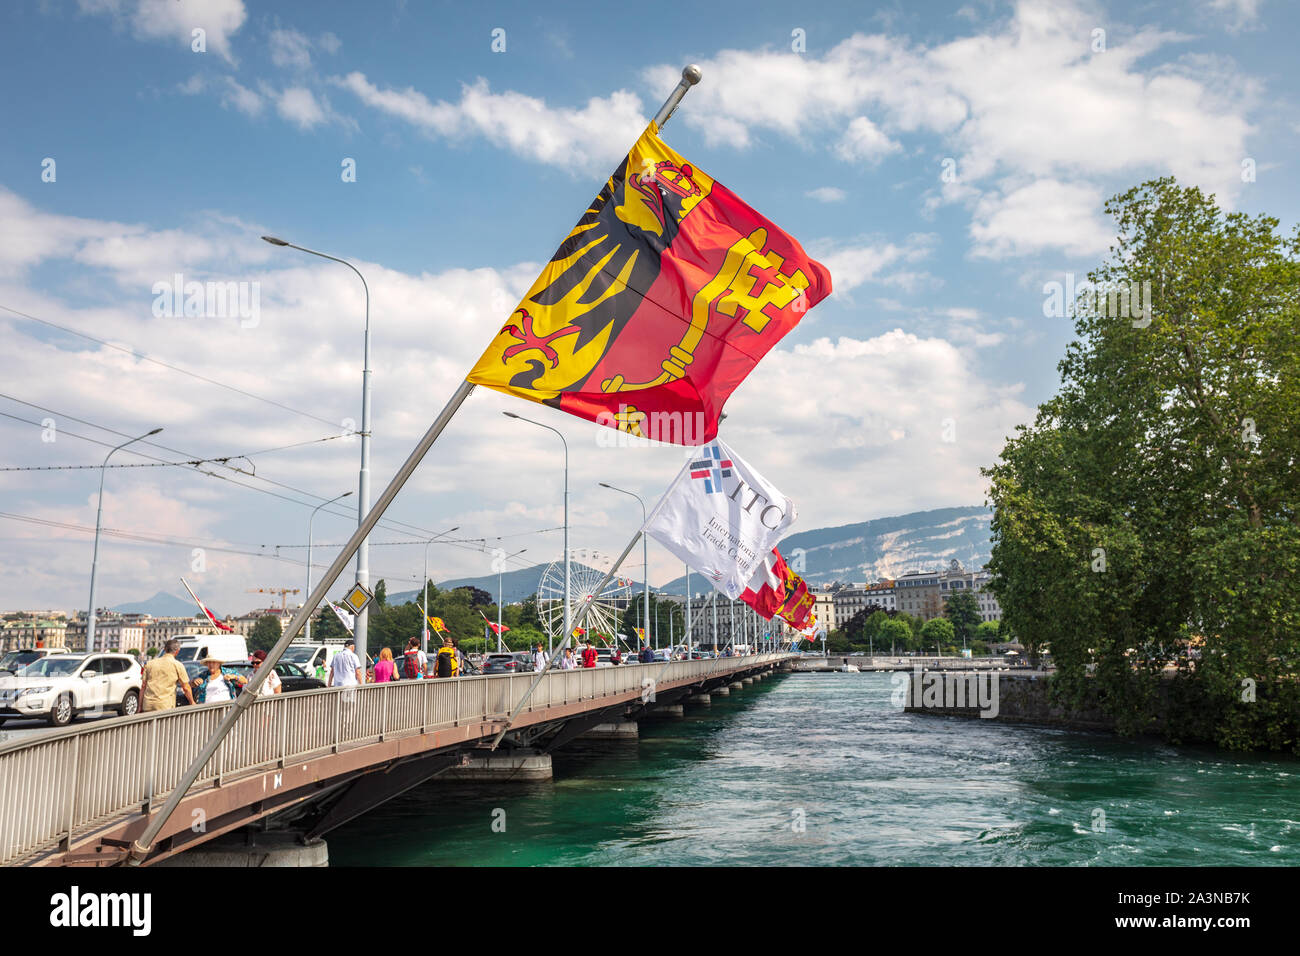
328,601,355,635
642,439,796,600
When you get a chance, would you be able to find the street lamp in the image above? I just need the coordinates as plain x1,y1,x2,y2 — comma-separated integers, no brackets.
422,526,460,653
87,428,162,652
263,235,373,662
305,492,352,643
503,411,568,653
494,547,527,652
599,482,649,652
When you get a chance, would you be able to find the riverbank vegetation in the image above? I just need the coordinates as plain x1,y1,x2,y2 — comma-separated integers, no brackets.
984,178,1300,753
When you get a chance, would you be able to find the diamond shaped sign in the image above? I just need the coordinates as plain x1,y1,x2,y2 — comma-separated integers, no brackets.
342,582,374,615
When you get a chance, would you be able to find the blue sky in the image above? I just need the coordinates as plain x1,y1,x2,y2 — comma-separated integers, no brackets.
1,0,1297,614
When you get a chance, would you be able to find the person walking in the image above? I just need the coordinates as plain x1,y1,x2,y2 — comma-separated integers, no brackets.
581,643,597,668
328,639,363,687
401,638,424,680
141,638,194,711
451,639,464,677
250,649,282,694
533,642,546,673
639,643,654,664
374,647,396,683
435,637,456,678
559,646,577,670
190,654,248,703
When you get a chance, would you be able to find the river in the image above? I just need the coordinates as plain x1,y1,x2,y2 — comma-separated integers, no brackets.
326,671,1299,865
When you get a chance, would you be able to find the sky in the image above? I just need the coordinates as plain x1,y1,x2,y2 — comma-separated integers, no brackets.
1,0,1297,615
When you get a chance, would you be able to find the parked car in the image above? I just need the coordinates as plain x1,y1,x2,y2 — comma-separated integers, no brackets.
0,646,74,676
482,653,533,675
0,653,142,727
224,661,325,693
173,633,249,664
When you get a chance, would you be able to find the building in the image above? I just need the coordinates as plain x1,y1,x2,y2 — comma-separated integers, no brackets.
65,620,146,653
894,560,1002,623
833,580,897,626
0,618,68,651
230,608,294,637
144,616,219,653
683,592,768,649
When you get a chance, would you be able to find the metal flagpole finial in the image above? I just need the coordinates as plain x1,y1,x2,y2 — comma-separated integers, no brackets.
652,64,703,130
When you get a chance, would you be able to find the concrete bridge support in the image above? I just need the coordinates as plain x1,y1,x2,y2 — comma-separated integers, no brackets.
579,721,639,740
712,685,730,696
687,693,712,706
442,750,553,781
154,830,329,867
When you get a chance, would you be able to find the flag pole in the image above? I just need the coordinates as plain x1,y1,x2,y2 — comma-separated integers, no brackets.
127,379,476,863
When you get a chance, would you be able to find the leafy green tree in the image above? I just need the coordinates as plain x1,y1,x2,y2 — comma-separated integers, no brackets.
878,618,912,654
374,579,387,607
975,621,1001,644
985,177,1300,751
249,615,282,654
944,591,981,646
921,618,955,653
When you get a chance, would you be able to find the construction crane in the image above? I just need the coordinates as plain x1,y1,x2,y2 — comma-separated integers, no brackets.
246,587,301,611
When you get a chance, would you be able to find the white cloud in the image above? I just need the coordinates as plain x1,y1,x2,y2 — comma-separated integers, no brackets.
969,179,1113,259
1206,0,1263,33
268,28,313,69
333,72,647,173
818,234,937,294
78,0,247,63
805,187,847,203
835,116,901,163
220,76,262,117
275,85,327,130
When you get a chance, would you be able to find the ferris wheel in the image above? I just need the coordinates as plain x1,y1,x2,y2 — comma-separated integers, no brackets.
536,549,632,646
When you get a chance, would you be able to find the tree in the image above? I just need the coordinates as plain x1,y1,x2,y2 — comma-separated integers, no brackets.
944,591,982,646
374,579,387,607
249,615,282,654
878,618,912,654
975,621,1001,645
921,618,955,653
984,177,1300,751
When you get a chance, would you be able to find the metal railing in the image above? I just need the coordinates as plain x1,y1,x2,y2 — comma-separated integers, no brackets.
0,653,789,865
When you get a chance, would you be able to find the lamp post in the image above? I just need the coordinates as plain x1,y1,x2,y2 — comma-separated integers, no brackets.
503,412,568,653
306,491,352,643
262,235,373,662
87,428,161,652
599,482,649,655
495,547,527,652
421,526,460,653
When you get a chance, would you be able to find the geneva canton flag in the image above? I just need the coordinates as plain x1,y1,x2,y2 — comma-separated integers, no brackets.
467,123,831,444
642,439,796,599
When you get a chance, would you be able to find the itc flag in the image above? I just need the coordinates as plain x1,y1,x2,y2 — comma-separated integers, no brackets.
467,123,831,444
643,439,796,599
180,577,234,633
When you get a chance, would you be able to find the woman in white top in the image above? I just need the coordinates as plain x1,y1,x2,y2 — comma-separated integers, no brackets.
559,646,578,670
192,655,248,703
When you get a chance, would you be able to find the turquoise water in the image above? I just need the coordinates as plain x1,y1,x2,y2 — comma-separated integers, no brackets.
326,672,1299,865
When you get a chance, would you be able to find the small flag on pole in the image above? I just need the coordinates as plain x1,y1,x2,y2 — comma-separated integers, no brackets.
428,616,447,633
328,601,355,636
480,610,510,635
180,577,234,632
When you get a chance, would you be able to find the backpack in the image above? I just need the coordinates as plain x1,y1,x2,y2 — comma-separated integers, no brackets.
403,649,421,679
436,646,454,678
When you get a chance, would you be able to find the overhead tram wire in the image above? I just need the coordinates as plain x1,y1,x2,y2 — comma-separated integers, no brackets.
0,303,343,429
0,395,455,545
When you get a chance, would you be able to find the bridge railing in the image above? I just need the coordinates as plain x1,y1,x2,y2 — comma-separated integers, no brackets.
0,652,790,865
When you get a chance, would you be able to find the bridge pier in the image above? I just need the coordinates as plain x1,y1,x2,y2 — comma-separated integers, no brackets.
441,749,553,781
742,677,754,685
712,685,730,696
687,693,711,706
648,703,684,717
155,830,329,867
729,681,744,691
578,721,639,740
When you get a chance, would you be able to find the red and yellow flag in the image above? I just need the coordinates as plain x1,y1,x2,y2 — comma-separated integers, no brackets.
468,123,831,444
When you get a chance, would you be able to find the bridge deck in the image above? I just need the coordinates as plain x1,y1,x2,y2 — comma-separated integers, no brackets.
0,653,791,866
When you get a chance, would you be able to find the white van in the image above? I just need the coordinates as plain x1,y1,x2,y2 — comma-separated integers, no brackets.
281,642,338,678
174,633,249,664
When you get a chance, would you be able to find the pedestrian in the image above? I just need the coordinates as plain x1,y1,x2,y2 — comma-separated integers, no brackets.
581,643,597,668
250,649,282,694
533,642,547,673
435,637,456,678
141,638,194,711
327,639,363,687
191,653,248,703
639,643,654,664
451,639,464,676
560,646,577,670
401,637,423,680
374,647,396,683
610,647,622,665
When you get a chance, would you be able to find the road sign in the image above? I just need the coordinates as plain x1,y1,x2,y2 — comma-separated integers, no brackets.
342,582,374,615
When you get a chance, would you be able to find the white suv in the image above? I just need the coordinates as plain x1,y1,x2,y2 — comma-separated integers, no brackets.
0,653,142,727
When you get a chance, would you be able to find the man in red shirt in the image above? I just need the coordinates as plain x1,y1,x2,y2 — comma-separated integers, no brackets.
581,644,598,668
